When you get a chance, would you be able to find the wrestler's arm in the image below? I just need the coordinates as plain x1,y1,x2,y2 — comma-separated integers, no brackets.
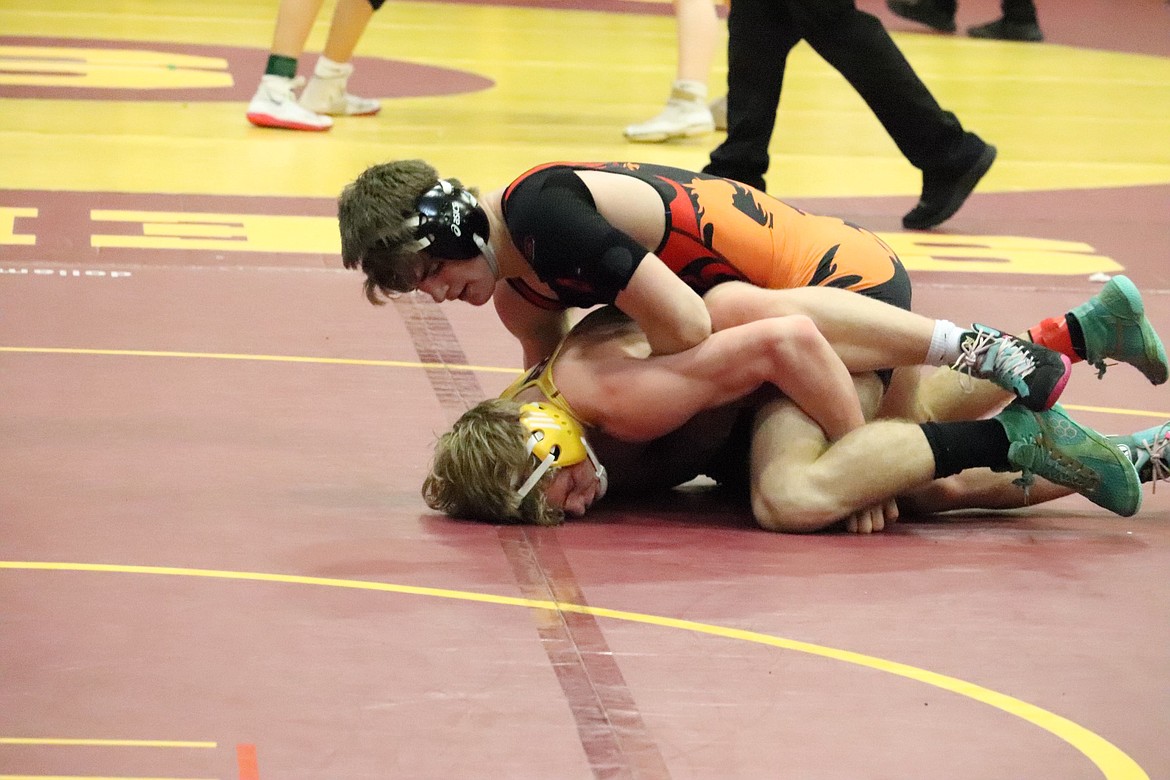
614,255,712,356
509,171,711,357
493,280,572,367
580,315,866,443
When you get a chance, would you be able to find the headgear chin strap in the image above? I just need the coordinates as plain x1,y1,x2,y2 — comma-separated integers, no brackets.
515,402,608,500
406,179,497,277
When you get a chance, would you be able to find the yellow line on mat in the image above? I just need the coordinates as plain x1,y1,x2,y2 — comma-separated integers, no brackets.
0,346,517,375
2,347,1167,419
1062,403,1169,419
0,739,215,748
0,560,1151,780
0,776,215,780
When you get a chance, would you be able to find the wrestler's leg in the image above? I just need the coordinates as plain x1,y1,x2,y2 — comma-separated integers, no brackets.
912,366,1012,421
910,277,1169,415
912,281,1168,419
876,366,923,420
880,364,1011,424
1027,275,1167,386
705,282,934,369
749,373,935,533
751,370,1138,530
706,283,1064,421
896,470,1075,515
705,282,1020,423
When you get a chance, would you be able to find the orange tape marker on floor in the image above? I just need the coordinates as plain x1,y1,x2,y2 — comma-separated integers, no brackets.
236,743,259,780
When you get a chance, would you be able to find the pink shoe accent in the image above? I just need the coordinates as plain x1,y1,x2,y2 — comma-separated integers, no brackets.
246,111,332,131
1042,354,1073,410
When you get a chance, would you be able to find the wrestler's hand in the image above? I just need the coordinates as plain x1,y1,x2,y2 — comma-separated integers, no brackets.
545,460,608,518
845,498,899,534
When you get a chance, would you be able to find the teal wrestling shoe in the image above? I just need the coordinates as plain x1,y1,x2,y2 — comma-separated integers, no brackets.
995,402,1142,517
1109,422,1170,489
1070,275,1168,385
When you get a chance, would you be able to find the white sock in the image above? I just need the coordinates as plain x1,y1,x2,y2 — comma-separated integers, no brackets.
925,320,968,365
313,55,353,79
672,80,708,101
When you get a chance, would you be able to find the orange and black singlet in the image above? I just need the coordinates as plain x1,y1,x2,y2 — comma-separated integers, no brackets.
500,161,910,312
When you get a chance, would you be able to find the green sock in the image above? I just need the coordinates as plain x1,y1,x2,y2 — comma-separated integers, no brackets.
265,55,298,79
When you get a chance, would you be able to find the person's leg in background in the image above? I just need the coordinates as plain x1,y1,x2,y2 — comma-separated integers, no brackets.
703,0,800,190
299,0,382,116
886,0,1043,41
884,0,956,34
968,0,1043,42
247,0,382,131
789,0,995,230
625,0,720,142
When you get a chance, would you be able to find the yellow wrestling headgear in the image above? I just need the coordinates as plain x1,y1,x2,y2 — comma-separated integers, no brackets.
515,402,607,500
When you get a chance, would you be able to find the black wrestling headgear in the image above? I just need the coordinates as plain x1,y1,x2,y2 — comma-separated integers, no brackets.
411,179,491,260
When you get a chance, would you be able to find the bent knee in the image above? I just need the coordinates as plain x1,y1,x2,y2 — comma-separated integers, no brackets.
705,282,796,331
752,488,844,534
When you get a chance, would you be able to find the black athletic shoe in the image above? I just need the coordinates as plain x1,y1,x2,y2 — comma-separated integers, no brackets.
903,141,997,230
968,18,1044,42
952,325,1072,412
886,0,956,33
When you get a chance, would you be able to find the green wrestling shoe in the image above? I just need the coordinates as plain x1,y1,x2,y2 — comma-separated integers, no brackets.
995,402,1143,517
1108,422,1170,489
1070,275,1168,385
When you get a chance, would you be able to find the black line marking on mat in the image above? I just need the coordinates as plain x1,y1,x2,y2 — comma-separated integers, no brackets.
393,294,667,779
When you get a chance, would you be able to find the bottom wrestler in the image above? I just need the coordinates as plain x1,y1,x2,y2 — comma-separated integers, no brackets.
421,280,1167,532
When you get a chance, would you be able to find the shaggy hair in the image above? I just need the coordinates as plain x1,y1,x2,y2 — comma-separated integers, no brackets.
338,160,472,303
422,398,565,526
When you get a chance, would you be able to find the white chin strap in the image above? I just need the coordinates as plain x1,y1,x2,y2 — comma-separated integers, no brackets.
473,234,500,279
515,435,608,501
588,439,609,497
516,451,556,501
400,217,497,280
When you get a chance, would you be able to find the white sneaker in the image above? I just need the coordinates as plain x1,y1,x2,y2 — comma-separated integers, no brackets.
624,87,715,143
246,74,333,131
299,60,381,117
710,94,727,131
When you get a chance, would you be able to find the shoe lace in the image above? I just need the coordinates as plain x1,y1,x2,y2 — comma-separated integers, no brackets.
1139,424,1170,493
1011,430,1099,501
263,75,302,103
1088,356,1114,380
952,331,1036,394
951,330,994,392
1011,472,1035,501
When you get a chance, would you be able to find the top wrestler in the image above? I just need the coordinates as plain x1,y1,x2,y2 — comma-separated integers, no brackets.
337,161,1169,416
338,160,1166,400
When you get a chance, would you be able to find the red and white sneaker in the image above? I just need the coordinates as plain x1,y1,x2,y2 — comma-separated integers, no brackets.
246,75,332,131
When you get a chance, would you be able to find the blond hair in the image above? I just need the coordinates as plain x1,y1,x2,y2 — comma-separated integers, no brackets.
422,399,565,526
